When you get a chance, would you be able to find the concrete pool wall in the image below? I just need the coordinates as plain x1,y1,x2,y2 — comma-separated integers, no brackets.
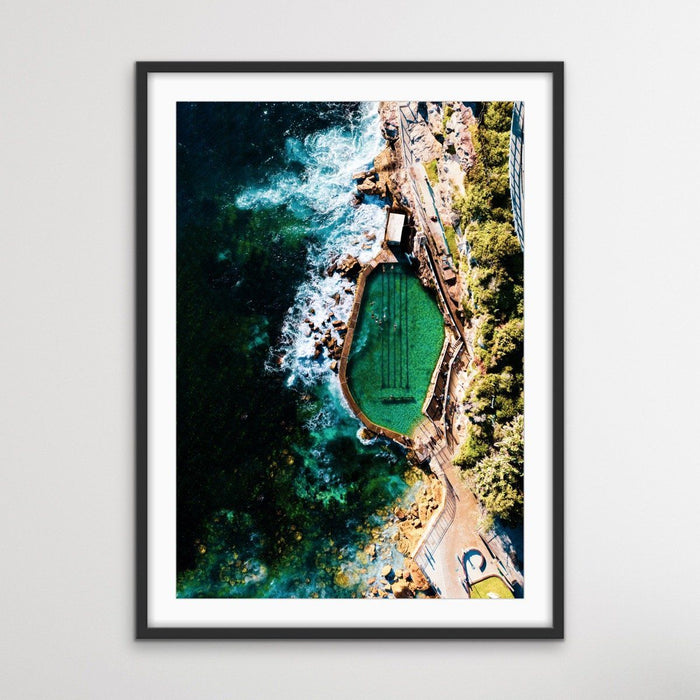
339,249,445,439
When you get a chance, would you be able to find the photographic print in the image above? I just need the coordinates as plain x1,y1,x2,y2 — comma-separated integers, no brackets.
137,63,563,637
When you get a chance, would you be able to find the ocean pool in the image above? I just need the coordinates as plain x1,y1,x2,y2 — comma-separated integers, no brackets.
346,262,445,436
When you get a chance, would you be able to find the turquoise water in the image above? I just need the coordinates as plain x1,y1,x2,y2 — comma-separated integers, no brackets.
347,263,445,435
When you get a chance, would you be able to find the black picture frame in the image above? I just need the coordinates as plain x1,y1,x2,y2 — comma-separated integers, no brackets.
136,61,564,640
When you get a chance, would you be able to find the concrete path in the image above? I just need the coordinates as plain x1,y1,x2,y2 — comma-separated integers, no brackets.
428,459,489,598
417,447,521,598
414,445,482,598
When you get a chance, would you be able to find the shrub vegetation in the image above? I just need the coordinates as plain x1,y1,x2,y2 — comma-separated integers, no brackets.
452,102,524,526
424,159,439,187
443,223,460,266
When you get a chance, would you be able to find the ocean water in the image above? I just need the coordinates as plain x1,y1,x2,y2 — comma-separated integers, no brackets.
176,102,424,598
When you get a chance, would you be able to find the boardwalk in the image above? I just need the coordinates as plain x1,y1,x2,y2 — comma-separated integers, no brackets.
417,451,479,598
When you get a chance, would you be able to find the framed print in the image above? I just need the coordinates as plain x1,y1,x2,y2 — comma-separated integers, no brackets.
136,62,564,638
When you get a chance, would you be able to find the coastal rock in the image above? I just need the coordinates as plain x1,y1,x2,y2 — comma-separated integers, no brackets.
383,126,398,141
357,177,378,195
336,255,362,280
391,581,414,599
330,360,338,372
407,561,431,592
397,539,411,555
359,427,378,441
378,102,400,142
381,565,394,581
394,507,407,521
405,449,425,466
406,121,442,162
373,147,401,202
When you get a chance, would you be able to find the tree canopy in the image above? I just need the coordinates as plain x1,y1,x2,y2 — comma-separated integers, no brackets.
452,102,524,526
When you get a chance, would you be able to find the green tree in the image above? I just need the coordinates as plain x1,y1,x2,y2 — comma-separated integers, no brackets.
468,415,523,523
451,102,524,526
482,101,514,132
454,424,490,470
490,318,524,369
467,220,520,266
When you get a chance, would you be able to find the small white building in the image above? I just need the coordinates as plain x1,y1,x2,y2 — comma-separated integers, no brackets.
385,212,405,248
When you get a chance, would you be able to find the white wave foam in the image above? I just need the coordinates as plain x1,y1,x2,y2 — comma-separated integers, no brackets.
236,102,387,389
356,427,381,446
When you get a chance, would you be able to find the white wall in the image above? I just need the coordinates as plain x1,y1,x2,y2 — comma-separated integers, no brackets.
2,1,699,698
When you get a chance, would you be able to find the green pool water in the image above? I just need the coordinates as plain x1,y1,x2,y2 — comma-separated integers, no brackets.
347,262,445,436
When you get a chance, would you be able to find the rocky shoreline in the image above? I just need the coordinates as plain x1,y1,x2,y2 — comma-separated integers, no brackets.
362,471,443,599
298,250,368,372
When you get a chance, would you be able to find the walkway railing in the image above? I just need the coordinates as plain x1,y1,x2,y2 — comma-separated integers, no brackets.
412,469,457,582
509,101,525,251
